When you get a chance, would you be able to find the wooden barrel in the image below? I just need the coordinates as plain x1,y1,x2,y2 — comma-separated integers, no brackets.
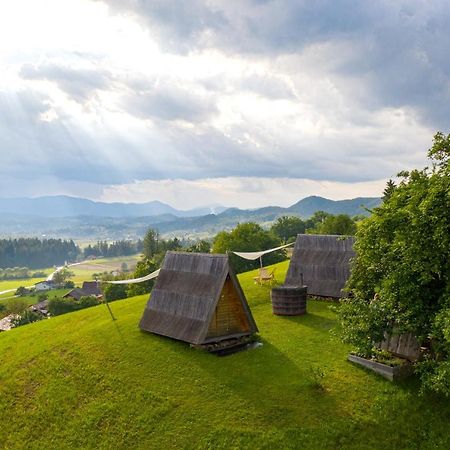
271,285,307,316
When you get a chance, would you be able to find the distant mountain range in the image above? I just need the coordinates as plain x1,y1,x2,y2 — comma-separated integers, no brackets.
0,195,226,218
0,195,381,240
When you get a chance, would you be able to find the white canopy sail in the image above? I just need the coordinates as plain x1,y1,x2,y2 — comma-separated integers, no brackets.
232,242,294,261
105,269,161,284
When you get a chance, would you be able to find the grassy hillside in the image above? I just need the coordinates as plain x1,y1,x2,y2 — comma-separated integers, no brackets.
1,261,449,449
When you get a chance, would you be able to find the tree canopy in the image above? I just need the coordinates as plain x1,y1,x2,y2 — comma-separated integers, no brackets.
338,132,450,395
270,216,306,243
212,222,285,273
0,238,78,269
307,214,357,236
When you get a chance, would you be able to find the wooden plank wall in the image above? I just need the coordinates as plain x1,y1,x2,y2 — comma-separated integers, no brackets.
379,332,421,361
285,234,355,298
206,277,251,338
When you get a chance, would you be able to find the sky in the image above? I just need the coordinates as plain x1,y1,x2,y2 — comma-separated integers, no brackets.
0,0,449,210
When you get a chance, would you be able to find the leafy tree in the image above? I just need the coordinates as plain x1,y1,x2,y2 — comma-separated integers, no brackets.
304,210,332,230
337,132,450,395
270,216,306,243
126,258,159,297
186,240,211,253
103,283,128,302
52,268,74,286
15,286,28,297
308,214,357,236
212,222,284,273
162,237,183,252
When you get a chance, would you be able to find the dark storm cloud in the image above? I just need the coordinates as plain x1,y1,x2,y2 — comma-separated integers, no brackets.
102,0,227,53
101,0,450,128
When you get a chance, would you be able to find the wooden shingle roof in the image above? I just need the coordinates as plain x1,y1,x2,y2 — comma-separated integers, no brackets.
139,252,258,345
285,234,355,298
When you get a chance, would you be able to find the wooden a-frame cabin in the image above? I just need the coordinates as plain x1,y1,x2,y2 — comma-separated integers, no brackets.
139,252,258,347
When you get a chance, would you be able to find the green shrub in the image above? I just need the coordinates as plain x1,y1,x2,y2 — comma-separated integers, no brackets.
37,292,48,302
11,310,44,327
78,296,99,308
5,298,29,315
48,297,78,316
48,296,99,316
15,286,28,297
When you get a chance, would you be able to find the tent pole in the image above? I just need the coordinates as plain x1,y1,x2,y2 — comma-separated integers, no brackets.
104,299,117,321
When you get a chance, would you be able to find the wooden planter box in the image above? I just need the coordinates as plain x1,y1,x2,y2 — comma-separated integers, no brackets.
348,354,413,381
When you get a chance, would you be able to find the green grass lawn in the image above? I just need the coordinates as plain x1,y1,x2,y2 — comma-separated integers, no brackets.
1,261,449,449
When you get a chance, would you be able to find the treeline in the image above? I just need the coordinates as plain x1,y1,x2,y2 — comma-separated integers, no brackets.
0,238,78,270
0,267,47,280
83,240,144,258
0,238,147,271
270,211,361,243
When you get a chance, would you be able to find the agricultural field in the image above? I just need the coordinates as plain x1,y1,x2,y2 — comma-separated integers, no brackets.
69,255,140,283
0,255,140,296
0,275,53,295
1,260,449,449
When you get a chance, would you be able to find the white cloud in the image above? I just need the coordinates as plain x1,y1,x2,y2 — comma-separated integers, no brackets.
0,0,447,208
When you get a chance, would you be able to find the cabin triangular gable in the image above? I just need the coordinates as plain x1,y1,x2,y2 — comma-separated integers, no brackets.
203,276,253,342
139,252,257,345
